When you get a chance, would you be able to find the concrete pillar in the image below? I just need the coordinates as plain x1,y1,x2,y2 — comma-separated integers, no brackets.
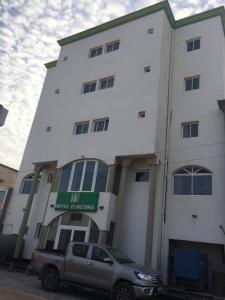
106,164,116,193
37,225,48,249
114,159,131,248
13,165,42,259
144,163,158,267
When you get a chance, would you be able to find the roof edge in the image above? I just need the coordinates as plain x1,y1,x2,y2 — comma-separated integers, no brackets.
57,1,174,46
45,60,58,69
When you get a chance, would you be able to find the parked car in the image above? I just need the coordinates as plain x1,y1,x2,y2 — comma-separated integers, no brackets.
31,242,164,299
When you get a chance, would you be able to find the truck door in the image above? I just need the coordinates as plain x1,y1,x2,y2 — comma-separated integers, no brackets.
64,243,89,284
85,246,114,290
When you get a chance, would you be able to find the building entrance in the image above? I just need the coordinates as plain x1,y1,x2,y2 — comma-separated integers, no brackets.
54,225,89,251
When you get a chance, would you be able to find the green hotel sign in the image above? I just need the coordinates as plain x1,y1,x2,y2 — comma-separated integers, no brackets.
55,192,99,212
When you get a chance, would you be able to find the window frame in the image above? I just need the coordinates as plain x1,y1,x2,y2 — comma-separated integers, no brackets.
73,121,89,135
89,45,103,58
61,160,108,193
135,170,150,182
182,121,199,138
173,166,212,196
99,76,115,90
186,37,201,52
20,173,41,194
184,76,200,91
82,81,97,94
92,118,109,132
105,40,120,53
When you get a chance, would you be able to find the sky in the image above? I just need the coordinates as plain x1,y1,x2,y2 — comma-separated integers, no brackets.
0,0,224,170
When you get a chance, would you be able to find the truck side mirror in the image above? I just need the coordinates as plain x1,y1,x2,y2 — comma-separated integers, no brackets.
104,258,113,264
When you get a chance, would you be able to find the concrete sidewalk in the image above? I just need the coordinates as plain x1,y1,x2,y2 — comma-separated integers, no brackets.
0,287,47,300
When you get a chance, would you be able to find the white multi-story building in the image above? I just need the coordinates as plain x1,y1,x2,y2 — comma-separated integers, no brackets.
3,0,225,291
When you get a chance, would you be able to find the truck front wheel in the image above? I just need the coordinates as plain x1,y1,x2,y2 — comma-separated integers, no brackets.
112,282,136,300
41,267,59,292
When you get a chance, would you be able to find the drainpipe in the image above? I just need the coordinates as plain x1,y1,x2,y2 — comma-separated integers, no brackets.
159,27,174,270
12,165,42,265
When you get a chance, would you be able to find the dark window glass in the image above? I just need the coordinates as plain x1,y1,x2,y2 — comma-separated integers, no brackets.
106,44,113,53
187,41,193,52
193,175,212,195
107,77,114,88
193,77,199,89
90,49,96,57
91,247,109,262
183,124,190,138
72,244,89,258
104,119,109,130
71,161,84,191
174,176,192,195
191,123,198,137
97,47,102,55
113,41,120,50
83,123,89,133
100,80,107,90
113,165,121,195
76,124,83,134
95,120,104,131
95,162,108,192
106,222,115,247
185,79,192,91
82,161,95,191
58,164,72,192
90,82,96,92
194,39,200,50
83,84,90,94
135,171,149,182
22,180,33,194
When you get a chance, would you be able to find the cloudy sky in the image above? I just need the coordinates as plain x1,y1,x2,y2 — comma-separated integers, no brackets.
0,0,224,170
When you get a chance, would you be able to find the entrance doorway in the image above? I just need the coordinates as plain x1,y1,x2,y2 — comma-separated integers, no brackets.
54,225,89,251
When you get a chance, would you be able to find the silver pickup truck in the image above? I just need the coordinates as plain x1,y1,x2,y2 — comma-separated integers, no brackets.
31,242,164,299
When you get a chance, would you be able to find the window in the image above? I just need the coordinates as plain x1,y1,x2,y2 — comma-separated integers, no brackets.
185,76,200,91
99,76,114,90
72,244,89,258
46,126,52,132
59,160,109,193
144,66,151,73
105,40,120,53
93,118,109,132
91,247,110,262
135,171,149,182
21,174,41,194
186,38,200,52
89,46,103,58
173,166,212,195
74,121,89,135
182,122,198,138
138,111,146,118
82,81,97,94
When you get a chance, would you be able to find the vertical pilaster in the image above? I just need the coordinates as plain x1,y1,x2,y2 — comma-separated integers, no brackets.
106,164,116,193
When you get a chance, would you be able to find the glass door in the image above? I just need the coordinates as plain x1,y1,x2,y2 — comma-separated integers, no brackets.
57,228,72,252
72,230,86,242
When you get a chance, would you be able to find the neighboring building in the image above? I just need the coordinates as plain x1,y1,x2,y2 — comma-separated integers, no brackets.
3,0,225,292
0,164,18,233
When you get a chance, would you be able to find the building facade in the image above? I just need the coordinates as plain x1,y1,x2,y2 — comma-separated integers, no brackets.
3,1,225,290
0,163,18,233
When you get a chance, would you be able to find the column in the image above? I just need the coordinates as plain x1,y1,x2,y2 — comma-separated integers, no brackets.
106,164,116,193
144,163,158,267
13,165,42,260
114,159,131,248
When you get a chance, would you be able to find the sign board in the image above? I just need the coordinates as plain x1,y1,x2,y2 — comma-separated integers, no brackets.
55,192,99,212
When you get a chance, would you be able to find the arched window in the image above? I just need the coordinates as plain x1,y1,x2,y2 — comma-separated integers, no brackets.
173,166,212,195
58,160,108,193
21,173,41,194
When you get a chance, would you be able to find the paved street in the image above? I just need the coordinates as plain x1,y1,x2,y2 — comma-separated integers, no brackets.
0,268,173,300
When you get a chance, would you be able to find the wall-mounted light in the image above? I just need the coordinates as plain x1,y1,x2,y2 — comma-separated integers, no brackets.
99,206,104,210
50,204,54,208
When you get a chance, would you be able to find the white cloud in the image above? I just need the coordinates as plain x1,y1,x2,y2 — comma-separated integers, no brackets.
0,0,224,169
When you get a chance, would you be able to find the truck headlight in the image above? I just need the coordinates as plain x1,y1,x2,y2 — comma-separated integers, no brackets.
135,272,153,281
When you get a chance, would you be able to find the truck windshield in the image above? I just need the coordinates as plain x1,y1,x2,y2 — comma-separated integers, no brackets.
107,247,134,264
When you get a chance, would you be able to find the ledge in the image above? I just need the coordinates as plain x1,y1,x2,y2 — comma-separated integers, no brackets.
44,60,57,69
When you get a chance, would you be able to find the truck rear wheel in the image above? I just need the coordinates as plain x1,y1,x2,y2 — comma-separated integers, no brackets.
41,267,59,292
113,282,136,300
